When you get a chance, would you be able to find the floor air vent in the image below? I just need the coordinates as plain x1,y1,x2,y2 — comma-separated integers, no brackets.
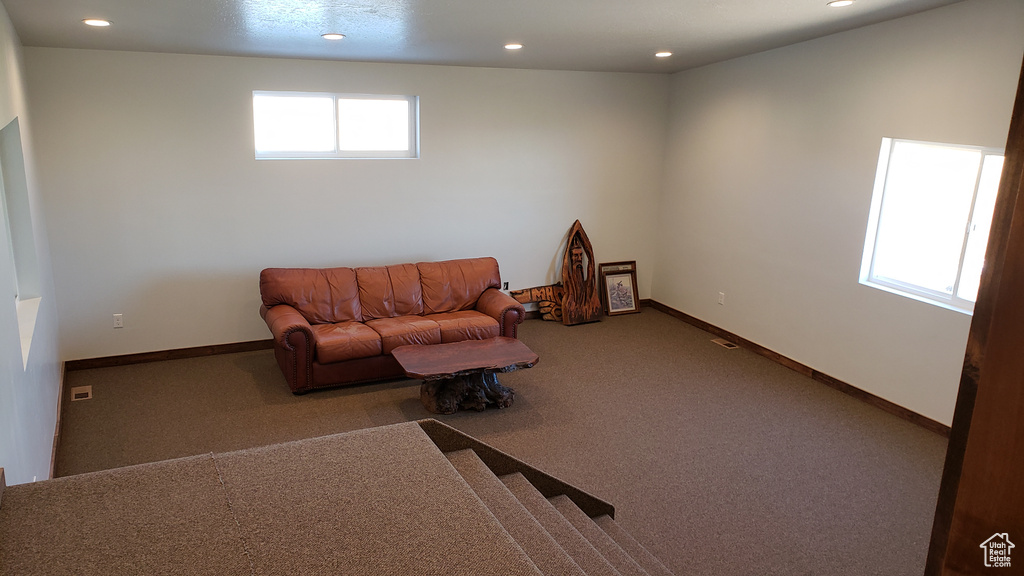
711,338,739,349
70,386,93,401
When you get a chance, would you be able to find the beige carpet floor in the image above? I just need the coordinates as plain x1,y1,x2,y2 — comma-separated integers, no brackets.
4,422,549,575
57,309,948,575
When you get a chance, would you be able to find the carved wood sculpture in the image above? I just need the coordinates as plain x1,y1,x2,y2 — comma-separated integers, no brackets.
560,220,602,326
510,284,565,322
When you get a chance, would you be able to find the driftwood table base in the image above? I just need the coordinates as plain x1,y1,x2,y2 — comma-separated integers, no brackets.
420,372,515,415
392,337,539,416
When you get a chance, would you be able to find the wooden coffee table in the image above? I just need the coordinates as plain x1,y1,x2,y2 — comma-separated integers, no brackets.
392,337,539,415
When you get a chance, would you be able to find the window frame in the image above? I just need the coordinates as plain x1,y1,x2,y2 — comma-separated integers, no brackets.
859,137,1004,314
252,91,419,160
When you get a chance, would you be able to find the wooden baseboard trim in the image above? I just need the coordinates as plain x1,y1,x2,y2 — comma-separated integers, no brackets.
64,300,654,367
648,301,951,438
62,301,946,436
65,340,275,371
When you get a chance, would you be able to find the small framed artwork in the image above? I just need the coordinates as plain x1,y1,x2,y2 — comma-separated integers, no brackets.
599,261,640,316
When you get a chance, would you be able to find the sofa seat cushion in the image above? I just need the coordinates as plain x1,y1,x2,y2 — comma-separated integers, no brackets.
311,322,383,364
424,311,500,343
366,316,442,354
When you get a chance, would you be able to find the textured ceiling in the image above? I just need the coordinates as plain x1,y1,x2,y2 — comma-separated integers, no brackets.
1,0,964,73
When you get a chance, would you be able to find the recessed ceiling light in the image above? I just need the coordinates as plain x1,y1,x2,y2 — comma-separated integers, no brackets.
322,33,346,40
504,43,524,51
655,51,672,58
82,19,111,27
827,0,854,6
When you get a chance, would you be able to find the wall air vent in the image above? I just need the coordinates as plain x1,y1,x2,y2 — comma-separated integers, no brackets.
70,386,93,401
711,338,739,349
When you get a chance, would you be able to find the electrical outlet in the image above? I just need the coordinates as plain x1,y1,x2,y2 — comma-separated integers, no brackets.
113,313,123,329
503,282,509,290
718,292,725,305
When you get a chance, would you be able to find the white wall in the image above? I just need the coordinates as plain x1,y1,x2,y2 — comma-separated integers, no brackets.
0,5,62,485
24,50,668,360
654,0,1024,426
23,0,1020,431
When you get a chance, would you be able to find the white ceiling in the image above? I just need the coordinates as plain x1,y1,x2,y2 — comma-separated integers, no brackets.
1,0,964,73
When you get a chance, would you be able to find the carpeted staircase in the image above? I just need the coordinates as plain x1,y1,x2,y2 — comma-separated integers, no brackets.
446,448,674,576
0,420,675,575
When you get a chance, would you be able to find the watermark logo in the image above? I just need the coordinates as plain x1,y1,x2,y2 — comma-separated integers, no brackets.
981,533,1014,568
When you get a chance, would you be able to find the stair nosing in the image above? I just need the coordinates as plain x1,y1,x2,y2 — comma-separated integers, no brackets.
501,472,624,576
549,494,651,576
446,449,587,576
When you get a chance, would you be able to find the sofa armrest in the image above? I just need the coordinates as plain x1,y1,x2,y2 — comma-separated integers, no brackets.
262,304,313,347
261,304,315,393
476,288,527,338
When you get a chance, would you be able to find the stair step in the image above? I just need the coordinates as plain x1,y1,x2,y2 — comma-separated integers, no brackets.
502,472,623,576
446,450,587,576
595,515,675,576
549,495,650,576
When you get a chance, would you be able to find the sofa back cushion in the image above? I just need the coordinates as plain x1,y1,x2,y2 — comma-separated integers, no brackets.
418,257,501,314
356,264,423,320
260,267,361,324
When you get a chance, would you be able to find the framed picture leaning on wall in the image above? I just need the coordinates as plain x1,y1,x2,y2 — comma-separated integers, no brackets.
598,261,640,316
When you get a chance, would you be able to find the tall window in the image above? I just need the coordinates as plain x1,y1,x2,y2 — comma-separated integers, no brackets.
860,138,1004,313
252,91,418,159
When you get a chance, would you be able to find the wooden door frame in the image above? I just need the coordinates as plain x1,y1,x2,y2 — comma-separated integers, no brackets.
925,56,1024,575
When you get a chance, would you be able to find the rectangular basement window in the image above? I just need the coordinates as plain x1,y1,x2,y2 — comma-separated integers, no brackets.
859,138,1004,314
253,91,419,159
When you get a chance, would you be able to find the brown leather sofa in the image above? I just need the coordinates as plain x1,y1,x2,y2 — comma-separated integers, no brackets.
259,257,526,394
